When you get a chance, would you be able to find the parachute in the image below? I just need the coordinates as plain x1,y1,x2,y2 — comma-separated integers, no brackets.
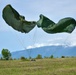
2,4,76,34
37,14,76,33
2,4,36,33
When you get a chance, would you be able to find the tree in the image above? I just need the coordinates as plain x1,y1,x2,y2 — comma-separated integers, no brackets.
36,54,42,59
50,55,54,59
1,49,11,60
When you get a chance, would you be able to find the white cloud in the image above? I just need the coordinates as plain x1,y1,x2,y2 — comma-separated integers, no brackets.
26,42,64,49
26,43,46,49
26,32,76,49
26,41,76,49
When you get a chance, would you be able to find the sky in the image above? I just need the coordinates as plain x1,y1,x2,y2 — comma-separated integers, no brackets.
0,0,76,53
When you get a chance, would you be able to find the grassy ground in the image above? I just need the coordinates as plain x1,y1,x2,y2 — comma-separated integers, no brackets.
0,58,76,75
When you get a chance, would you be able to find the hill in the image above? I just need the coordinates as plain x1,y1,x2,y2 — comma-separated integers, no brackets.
11,45,76,59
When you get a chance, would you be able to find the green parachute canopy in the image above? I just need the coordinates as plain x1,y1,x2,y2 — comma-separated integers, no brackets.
2,4,76,34
2,4,36,33
37,14,76,33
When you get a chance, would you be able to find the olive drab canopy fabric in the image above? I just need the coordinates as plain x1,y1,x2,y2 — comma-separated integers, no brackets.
37,14,76,33
2,4,76,34
2,4,36,33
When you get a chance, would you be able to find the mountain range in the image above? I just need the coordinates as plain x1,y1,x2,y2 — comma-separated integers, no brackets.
10,45,76,59
0,45,76,59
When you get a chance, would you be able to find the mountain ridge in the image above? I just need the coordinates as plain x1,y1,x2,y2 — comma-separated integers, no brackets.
11,45,76,59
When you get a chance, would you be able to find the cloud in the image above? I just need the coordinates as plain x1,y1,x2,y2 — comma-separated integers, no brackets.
26,42,64,49
26,32,76,49
26,40,76,49
26,43,45,49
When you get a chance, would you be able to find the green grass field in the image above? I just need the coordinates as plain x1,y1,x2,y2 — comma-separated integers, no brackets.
0,58,76,75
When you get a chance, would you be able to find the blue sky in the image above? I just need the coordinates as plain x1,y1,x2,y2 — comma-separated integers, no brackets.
0,0,76,53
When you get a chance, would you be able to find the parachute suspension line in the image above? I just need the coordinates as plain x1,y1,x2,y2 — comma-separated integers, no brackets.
15,33,33,59
13,32,26,49
11,27,38,59
32,26,38,46
9,28,32,59
28,26,38,59
8,26,38,59
8,28,26,50
63,33,72,47
51,33,72,57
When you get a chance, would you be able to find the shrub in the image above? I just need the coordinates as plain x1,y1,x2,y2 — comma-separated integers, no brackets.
31,58,36,61
36,54,42,59
20,56,29,61
21,56,25,60
61,56,65,58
